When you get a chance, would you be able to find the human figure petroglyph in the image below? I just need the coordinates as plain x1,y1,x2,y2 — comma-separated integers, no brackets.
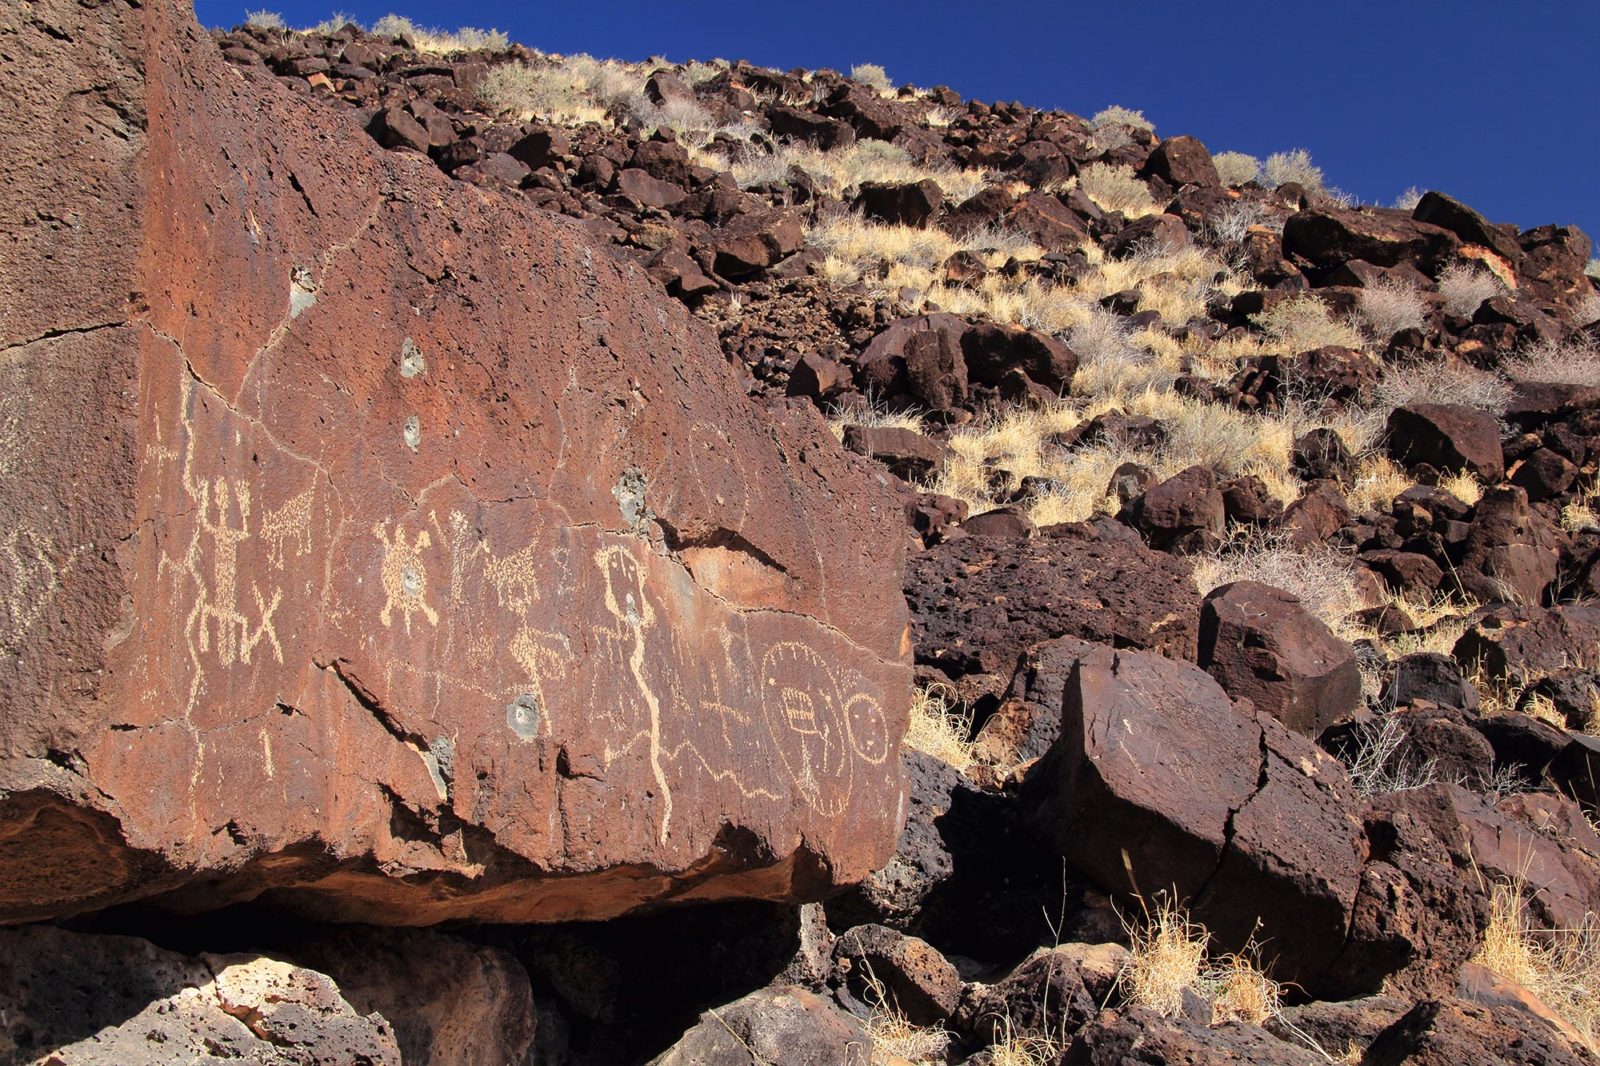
374,519,439,635
185,476,283,668
591,542,674,843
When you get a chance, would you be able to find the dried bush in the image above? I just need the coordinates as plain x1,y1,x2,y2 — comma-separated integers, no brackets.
1262,148,1324,191
1375,358,1511,414
244,10,286,29
1391,186,1424,211
850,63,894,93
1251,296,1365,351
1475,880,1600,1055
1334,715,1440,797
1357,278,1429,340
1212,151,1262,187
1505,337,1600,387
1437,262,1509,318
1090,104,1154,132
371,14,507,52
902,682,976,771
1076,163,1159,218
1119,899,1282,1024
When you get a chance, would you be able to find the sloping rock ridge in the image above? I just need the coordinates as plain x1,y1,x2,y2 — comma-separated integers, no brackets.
0,0,910,925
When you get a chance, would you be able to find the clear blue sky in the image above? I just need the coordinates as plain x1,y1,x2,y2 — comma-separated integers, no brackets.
198,0,1600,247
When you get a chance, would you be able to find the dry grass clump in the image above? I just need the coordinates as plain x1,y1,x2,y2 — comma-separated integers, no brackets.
1504,336,1600,387
1337,715,1441,796
824,394,926,442
1119,899,1282,1024
1375,357,1511,414
1075,163,1160,218
729,140,990,202
903,682,977,771
1262,149,1324,191
1587,259,1600,281
1191,536,1365,638
370,14,507,52
808,214,1043,304
850,63,894,94
1391,186,1424,211
1437,470,1483,507
1437,262,1510,318
301,11,359,34
1357,278,1429,340
1476,881,1600,1055
1345,455,1413,513
866,1006,950,1065
1090,105,1155,133
1212,151,1262,188
1251,296,1365,352
1561,479,1600,533
1203,200,1281,245
479,54,651,126
245,10,287,29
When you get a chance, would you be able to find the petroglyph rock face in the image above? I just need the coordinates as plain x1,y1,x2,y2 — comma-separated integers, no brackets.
0,0,909,924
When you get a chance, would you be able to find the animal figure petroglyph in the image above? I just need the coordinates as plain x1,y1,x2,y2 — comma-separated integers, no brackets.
374,519,439,635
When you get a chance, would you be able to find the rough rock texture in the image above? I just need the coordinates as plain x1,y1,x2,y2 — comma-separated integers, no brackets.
0,924,402,1065
905,517,1200,678
1065,1007,1326,1064
647,986,870,1066
282,927,537,1066
1362,997,1596,1066
0,0,909,925
1024,644,1365,991
1198,580,1361,736
1387,403,1506,481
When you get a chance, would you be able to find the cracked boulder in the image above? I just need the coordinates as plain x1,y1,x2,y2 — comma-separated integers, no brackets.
1023,643,1365,992
0,0,909,924
0,924,403,1065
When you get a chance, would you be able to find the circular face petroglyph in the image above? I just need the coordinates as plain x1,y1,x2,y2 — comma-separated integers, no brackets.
760,642,851,816
843,691,890,766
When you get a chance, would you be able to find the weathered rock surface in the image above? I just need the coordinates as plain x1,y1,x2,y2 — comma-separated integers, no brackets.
0,0,909,925
1198,580,1361,736
647,986,870,1066
0,924,402,1065
1024,643,1365,991
905,517,1200,678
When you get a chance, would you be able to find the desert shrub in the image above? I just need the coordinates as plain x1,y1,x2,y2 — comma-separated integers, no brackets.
1251,295,1365,351
1504,337,1600,387
1391,186,1424,211
1437,262,1509,318
1357,278,1429,340
1090,105,1154,133
1203,200,1279,245
1586,258,1600,281
1119,899,1282,1024
245,9,286,29
1562,479,1600,533
731,141,989,201
1335,715,1440,796
1476,881,1600,1054
1212,151,1262,187
301,11,359,34
903,682,975,772
1375,358,1510,413
850,63,894,93
1262,148,1324,191
371,14,507,51
1076,163,1159,217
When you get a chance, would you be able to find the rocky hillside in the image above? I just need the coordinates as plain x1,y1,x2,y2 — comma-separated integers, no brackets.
3,2,1600,1063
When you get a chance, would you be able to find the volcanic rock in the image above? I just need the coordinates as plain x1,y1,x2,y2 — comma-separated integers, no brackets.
1198,580,1362,736
905,517,1201,678
1386,403,1506,481
0,0,909,926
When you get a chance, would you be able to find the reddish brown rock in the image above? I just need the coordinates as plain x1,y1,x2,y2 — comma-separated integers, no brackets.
1454,485,1562,606
842,425,948,483
1024,644,1365,991
0,0,909,925
1122,464,1225,552
1140,135,1220,188
1283,206,1460,272
833,924,961,1024
1198,580,1361,736
1362,997,1594,1066
905,517,1201,678
649,986,870,1066
1387,403,1506,481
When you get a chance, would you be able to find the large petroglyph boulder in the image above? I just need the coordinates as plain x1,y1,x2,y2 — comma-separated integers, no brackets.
0,0,909,924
